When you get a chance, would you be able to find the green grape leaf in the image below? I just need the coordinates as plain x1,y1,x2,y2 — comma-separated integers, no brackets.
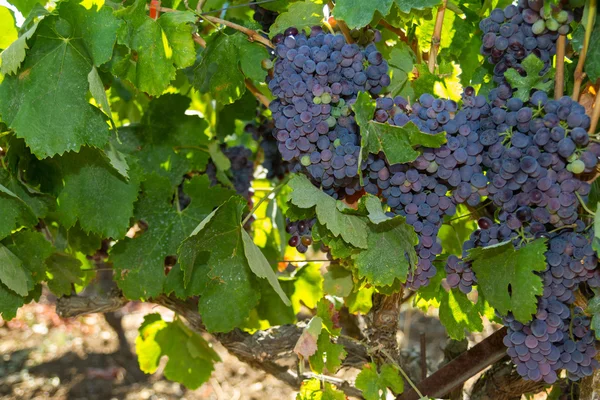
269,1,324,37
394,0,440,13
504,54,554,102
194,31,268,104
0,168,52,241
334,0,393,29
323,265,353,297
2,230,54,284
468,238,547,323
0,244,29,296
6,0,45,18
439,288,484,340
241,229,291,306
387,44,415,99
136,314,219,389
0,283,27,320
114,95,210,184
594,203,600,255
346,286,374,314
288,174,368,248
112,174,234,299
585,18,600,82
255,278,296,326
587,294,600,340
309,331,347,373
297,379,346,400
357,194,389,225
354,92,446,165
55,147,141,239
0,9,118,158
0,6,17,50
316,298,341,336
293,316,323,358
292,263,323,312
588,183,600,212
356,363,404,400
116,0,196,95
177,197,261,332
216,91,259,140
45,253,84,297
353,216,418,287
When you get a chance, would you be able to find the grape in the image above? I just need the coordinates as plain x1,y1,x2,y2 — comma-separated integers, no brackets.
285,218,316,253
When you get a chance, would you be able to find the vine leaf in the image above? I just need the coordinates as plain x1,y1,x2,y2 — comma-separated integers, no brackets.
467,238,547,323
309,331,347,374
355,363,404,400
439,288,484,340
387,44,415,99
177,197,261,332
113,94,211,184
136,314,220,389
358,194,389,225
241,229,291,306
2,230,54,284
111,174,234,300
0,0,123,158
353,215,418,287
194,32,269,104
0,6,17,50
6,0,45,19
586,294,600,340
294,316,323,359
269,1,324,37
334,0,393,29
594,202,600,256
585,18,600,82
0,169,49,240
44,253,85,297
323,265,353,297
288,174,368,249
1,20,39,75
354,92,446,165
116,0,196,95
55,147,141,239
394,0,440,13
0,244,29,296
297,378,346,400
504,54,554,102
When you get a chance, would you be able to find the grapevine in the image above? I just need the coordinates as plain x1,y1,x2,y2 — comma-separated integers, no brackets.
1,0,600,399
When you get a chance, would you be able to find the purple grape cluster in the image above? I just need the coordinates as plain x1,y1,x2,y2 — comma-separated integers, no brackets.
250,4,278,31
483,90,595,229
445,255,477,294
206,145,254,201
267,27,389,199
285,218,316,253
480,1,561,84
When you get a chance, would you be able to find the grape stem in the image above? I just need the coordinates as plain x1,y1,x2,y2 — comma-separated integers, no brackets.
242,176,290,226
378,19,422,63
428,0,447,74
554,34,567,99
589,79,600,134
327,1,354,44
575,192,596,216
160,6,275,49
572,0,597,101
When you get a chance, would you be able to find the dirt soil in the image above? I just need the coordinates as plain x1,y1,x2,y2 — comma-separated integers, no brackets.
0,294,474,400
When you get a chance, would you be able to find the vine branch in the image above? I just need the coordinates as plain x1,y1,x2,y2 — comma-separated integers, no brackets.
555,34,566,99
428,0,447,74
327,1,354,44
589,80,600,134
572,0,597,101
202,15,275,49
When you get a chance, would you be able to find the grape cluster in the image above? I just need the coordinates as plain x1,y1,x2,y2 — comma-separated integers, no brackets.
483,90,595,229
268,27,389,199
206,145,254,201
250,4,278,31
480,1,561,84
286,218,316,253
445,255,477,294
